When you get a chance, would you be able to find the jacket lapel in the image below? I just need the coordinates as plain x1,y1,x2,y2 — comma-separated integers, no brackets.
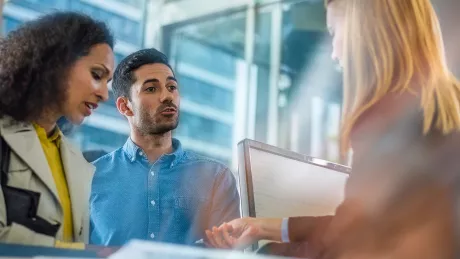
60,139,94,241
0,119,60,201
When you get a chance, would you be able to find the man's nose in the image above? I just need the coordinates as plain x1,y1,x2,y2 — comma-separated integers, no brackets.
160,88,173,103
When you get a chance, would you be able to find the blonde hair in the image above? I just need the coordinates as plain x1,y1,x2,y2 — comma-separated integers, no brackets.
339,0,460,154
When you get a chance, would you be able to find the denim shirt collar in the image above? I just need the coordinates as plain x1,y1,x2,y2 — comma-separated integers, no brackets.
122,138,184,165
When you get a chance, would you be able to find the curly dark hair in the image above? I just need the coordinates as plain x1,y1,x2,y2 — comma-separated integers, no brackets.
112,48,174,99
0,11,114,122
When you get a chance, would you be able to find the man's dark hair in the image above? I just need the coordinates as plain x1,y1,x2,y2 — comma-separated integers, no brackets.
112,48,174,99
0,11,114,122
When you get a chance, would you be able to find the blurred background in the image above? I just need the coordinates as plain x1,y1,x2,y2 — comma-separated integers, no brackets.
1,0,343,168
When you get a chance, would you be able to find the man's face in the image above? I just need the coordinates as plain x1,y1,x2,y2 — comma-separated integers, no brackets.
327,3,345,69
128,63,180,135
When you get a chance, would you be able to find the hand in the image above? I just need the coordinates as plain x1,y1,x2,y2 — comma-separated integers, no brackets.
205,218,261,250
205,217,282,250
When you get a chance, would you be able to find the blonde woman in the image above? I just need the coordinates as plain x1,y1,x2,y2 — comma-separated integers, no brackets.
207,0,459,258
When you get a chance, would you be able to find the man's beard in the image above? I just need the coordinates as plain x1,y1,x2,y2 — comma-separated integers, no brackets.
134,106,179,135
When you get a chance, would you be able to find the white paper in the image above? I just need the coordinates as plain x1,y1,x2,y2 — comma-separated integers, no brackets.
109,240,284,259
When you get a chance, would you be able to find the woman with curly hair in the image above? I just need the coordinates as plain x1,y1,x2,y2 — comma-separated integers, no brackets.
0,11,114,247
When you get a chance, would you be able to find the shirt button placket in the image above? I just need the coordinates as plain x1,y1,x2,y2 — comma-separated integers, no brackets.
148,164,155,241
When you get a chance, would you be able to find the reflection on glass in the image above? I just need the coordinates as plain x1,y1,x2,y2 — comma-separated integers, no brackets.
164,10,247,165
275,0,342,162
253,7,272,143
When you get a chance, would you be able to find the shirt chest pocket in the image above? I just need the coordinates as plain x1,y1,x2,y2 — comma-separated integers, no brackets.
162,197,210,219
161,196,210,238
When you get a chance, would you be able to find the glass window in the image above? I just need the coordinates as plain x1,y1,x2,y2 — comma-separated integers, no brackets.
174,111,233,148
71,124,128,153
171,35,238,79
8,0,69,13
252,8,273,143
247,1,342,162
178,75,233,113
115,52,126,66
111,0,145,8
276,1,342,162
3,16,22,35
70,1,143,46
165,10,246,164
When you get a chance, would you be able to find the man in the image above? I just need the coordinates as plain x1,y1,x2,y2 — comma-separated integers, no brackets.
90,48,240,246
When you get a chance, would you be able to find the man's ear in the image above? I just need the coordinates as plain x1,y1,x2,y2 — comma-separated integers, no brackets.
116,96,134,117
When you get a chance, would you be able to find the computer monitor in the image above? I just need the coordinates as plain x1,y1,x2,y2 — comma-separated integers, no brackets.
237,139,350,251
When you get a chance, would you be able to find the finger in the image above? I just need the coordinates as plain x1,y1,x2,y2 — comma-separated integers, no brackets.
213,226,230,249
205,230,219,248
226,224,235,233
233,229,259,250
222,224,235,247
212,226,227,249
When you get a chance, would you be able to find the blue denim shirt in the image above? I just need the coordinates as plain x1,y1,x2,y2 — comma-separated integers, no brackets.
89,138,240,246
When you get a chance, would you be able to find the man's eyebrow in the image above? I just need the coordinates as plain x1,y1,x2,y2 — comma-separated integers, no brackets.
142,78,160,85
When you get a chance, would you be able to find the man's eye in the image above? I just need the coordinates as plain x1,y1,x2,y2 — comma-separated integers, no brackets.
146,87,155,92
168,85,177,91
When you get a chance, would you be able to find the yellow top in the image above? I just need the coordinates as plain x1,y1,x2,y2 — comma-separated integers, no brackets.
33,124,74,242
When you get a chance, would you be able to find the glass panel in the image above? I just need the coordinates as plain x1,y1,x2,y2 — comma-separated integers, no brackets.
252,7,272,143
73,124,128,153
115,52,126,66
174,111,233,147
3,16,22,35
7,0,69,13
177,75,234,113
70,1,143,46
165,10,247,165
275,0,343,162
111,0,145,8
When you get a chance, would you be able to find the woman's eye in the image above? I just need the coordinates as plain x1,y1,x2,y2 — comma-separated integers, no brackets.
92,71,102,81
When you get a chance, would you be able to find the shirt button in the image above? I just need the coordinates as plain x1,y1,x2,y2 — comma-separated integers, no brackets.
139,151,144,156
151,200,156,206
150,233,155,239
150,170,155,176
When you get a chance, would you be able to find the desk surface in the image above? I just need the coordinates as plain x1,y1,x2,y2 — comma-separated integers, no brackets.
0,241,282,259
0,244,101,258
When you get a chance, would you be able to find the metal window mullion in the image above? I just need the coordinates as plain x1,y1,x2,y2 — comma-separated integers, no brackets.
245,0,257,139
267,2,282,146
